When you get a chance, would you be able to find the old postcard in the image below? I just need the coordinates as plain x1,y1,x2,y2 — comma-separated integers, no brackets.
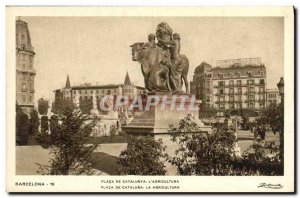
6,6,294,193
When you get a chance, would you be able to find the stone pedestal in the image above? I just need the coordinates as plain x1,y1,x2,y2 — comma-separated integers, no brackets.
122,93,212,175
122,93,211,134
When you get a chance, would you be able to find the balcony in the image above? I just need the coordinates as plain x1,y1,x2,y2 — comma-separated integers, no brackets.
258,99,266,103
244,91,257,95
235,92,243,95
21,88,28,92
215,92,228,96
244,99,257,103
30,89,35,93
16,44,35,52
215,100,228,104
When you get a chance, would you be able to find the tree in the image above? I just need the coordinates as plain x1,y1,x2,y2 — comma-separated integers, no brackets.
29,109,40,135
40,115,49,133
199,106,218,119
79,98,93,114
169,114,237,175
117,136,168,175
37,105,98,175
242,139,282,175
16,104,29,145
49,114,59,141
38,98,49,115
52,99,73,115
256,102,284,166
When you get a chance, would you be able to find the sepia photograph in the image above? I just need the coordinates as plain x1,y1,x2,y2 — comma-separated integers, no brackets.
6,6,294,193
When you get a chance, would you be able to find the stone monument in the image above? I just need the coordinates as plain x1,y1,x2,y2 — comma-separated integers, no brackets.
90,91,100,116
123,22,212,148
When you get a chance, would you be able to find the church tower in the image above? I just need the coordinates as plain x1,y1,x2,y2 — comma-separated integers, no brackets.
122,71,136,99
16,18,36,114
63,75,72,101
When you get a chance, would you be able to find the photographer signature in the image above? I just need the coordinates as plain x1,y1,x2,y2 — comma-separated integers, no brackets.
258,183,283,189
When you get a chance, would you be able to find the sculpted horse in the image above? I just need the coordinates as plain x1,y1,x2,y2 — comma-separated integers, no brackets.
130,42,189,93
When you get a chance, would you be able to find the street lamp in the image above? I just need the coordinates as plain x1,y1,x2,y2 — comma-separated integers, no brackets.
277,77,284,98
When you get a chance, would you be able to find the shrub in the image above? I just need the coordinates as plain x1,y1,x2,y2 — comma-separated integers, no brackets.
169,114,237,175
117,135,168,175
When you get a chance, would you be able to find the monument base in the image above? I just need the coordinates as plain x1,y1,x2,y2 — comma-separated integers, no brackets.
122,93,212,175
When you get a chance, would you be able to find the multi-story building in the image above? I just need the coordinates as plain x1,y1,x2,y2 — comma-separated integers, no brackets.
190,62,213,111
266,89,281,106
53,72,145,111
190,58,267,112
16,18,36,114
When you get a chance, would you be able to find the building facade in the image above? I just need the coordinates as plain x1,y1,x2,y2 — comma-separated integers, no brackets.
16,18,36,114
266,89,281,106
190,62,213,111
190,58,267,112
53,72,145,112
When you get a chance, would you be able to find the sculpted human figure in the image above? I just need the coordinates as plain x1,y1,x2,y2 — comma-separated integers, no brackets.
130,22,190,94
147,33,156,48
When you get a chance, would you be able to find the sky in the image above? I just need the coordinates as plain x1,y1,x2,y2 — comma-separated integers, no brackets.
21,16,284,101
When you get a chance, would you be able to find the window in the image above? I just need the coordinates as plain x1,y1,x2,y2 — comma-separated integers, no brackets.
85,90,87,94
237,80,241,85
102,90,105,94
114,89,117,93
237,72,241,77
22,95,26,103
219,73,224,78
220,104,225,110
238,88,242,94
229,80,234,86
78,90,81,94
73,90,76,94
249,95,255,100
219,89,224,94
229,88,234,94
259,94,264,100
21,35,25,42
236,103,242,109
249,103,254,109
259,79,265,85
248,72,253,77
91,90,93,94
84,96,88,100
96,90,99,94
248,87,254,93
259,87,264,93
229,103,234,109
237,95,242,101
30,95,32,102
229,96,234,102
218,81,225,86
220,96,224,102
247,79,254,85
22,83,26,91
